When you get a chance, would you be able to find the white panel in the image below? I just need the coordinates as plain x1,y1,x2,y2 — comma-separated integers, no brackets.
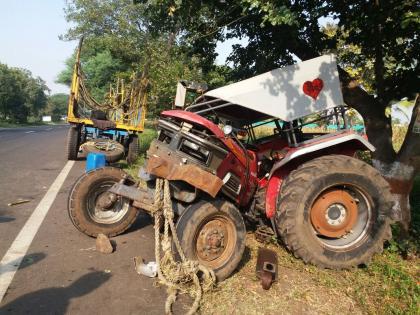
175,82,187,107
205,55,344,121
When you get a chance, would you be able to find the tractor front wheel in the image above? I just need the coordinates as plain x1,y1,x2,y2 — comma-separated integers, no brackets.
276,155,393,269
175,200,246,281
68,167,139,237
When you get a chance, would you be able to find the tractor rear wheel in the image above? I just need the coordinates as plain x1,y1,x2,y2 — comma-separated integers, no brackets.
68,167,139,237
175,200,246,281
66,125,80,160
276,155,393,269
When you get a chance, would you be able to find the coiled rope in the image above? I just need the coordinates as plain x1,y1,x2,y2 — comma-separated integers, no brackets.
151,178,216,315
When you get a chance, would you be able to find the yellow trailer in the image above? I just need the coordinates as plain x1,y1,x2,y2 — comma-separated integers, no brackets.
66,39,149,164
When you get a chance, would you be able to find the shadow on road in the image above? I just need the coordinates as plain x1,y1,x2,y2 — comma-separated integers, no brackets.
0,217,15,223
0,253,47,278
125,211,153,234
18,252,47,271
0,271,111,314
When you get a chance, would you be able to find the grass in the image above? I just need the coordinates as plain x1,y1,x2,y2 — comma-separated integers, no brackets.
118,127,158,178
125,124,419,314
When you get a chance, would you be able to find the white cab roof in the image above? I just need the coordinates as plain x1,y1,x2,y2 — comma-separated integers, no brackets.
204,55,344,121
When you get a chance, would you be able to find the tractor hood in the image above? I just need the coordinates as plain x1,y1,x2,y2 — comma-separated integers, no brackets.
202,55,344,122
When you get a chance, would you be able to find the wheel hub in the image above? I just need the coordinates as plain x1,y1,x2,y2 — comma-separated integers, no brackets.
326,204,346,225
96,192,118,209
311,189,358,238
196,219,228,262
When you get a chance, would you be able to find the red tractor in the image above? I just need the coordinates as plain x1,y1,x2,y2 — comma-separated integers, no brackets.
68,55,393,281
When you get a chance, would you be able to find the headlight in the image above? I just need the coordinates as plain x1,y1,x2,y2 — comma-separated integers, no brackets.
223,125,233,135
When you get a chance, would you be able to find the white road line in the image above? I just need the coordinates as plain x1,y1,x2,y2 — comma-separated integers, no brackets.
0,161,75,303
24,131,35,134
44,128,53,131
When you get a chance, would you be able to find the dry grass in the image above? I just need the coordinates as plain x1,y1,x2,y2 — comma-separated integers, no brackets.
200,235,363,315
200,231,419,315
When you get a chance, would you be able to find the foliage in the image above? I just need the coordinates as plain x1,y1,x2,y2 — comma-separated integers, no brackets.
0,63,49,123
44,93,69,121
60,0,232,117
144,1,419,103
57,49,125,102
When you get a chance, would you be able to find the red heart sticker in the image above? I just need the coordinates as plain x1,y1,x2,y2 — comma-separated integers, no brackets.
303,78,324,100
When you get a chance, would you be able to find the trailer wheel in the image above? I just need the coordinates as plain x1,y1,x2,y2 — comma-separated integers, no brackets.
83,139,125,163
276,155,393,269
66,125,80,160
175,200,246,281
68,167,139,237
126,135,139,165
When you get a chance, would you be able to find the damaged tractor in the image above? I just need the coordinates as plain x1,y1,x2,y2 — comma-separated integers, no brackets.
68,55,394,281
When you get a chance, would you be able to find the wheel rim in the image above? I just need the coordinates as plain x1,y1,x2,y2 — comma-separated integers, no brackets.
310,185,372,249
194,215,237,269
93,140,119,152
86,180,130,224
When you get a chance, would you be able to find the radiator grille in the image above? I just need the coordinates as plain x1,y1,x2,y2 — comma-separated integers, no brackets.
222,173,242,196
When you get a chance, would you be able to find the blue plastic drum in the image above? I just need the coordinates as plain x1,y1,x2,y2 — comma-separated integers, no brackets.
86,153,106,172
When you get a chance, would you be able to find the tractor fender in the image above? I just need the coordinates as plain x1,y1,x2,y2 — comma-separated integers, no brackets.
265,168,289,219
269,132,375,179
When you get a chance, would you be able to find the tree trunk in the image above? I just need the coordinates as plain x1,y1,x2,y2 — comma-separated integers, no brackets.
343,88,420,233
385,94,420,233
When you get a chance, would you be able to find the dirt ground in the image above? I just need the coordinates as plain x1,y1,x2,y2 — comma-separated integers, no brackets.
200,235,362,315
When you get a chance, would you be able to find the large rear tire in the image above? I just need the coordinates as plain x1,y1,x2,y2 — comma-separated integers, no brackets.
126,135,139,165
68,167,139,237
175,200,246,281
83,139,125,163
276,155,393,269
66,125,80,160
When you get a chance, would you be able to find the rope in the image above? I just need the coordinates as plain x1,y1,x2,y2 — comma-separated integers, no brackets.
151,178,216,315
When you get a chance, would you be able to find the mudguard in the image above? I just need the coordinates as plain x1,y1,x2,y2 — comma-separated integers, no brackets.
265,131,375,219
269,131,375,178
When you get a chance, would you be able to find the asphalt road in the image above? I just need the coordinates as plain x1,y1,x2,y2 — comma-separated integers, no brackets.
0,125,172,314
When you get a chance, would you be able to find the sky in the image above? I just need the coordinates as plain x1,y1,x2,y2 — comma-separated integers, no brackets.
0,1,76,94
0,1,238,95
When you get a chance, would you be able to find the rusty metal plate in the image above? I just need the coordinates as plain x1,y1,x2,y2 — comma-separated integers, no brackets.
146,155,223,198
256,248,278,290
